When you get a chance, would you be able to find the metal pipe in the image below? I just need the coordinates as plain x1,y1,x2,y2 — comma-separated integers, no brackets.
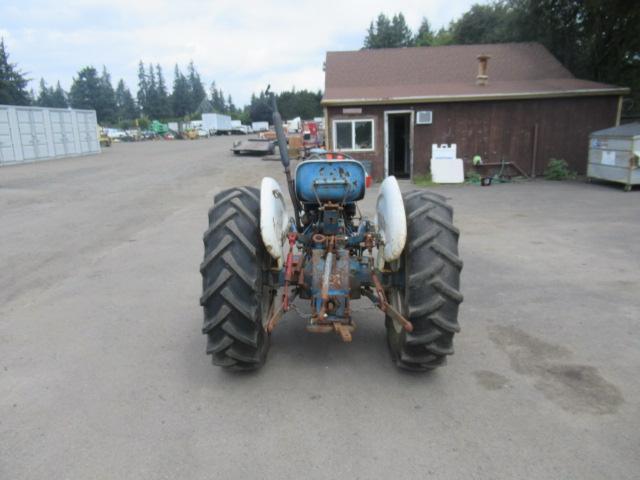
269,87,302,229
321,252,333,301
531,123,539,178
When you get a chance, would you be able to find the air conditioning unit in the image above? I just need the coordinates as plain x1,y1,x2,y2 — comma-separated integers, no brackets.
416,111,433,125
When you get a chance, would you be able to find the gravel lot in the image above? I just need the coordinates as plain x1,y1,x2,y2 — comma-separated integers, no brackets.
1,137,639,479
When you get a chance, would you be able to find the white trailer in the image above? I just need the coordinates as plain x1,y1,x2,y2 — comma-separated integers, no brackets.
202,113,232,135
0,104,100,166
251,121,269,132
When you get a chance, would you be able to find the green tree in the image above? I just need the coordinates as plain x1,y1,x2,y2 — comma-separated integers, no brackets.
210,81,225,113
0,38,30,105
227,94,236,115
115,79,137,121
171,65,191,117
37,79,68,108
364,13,413,49
187,61,206,114
449,3,515,44
146,64,159,118
50,82,68,108
69,67,105,118
414,18,435,46
35,78,52,107
276,88,322,119
248,88,322,122
249,91,272,122
137,61,149,115
432,27,455,46
155,64,171,118
98,66,116,123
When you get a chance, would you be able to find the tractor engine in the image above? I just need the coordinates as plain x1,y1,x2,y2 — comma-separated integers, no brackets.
292,159,373,340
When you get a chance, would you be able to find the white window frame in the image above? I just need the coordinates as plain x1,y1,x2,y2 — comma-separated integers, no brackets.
332,118,375,152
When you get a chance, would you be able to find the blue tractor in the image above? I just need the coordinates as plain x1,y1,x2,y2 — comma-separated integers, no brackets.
200,94,463,371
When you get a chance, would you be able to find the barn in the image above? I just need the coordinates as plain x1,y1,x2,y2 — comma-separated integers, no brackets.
321,43,629,180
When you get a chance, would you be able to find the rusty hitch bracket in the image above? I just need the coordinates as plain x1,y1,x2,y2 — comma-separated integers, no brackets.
369,268,413,333
267,289,298,333
282,232,298,311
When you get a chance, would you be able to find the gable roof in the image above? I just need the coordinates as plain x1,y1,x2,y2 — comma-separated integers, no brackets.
322,43,628,106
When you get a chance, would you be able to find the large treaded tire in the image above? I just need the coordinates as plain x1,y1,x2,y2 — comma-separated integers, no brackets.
200,187,275,370
385,190,463,371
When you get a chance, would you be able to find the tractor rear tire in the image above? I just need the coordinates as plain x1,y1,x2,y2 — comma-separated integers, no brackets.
385,190,463,371
200,186,275,370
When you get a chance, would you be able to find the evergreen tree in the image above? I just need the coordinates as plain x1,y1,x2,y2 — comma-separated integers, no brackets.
36,78,52,107
364,13,413,49
37,79,68,108
448,3,515,45
137,61,149,115
247,88,322,122
210,81,225,113
187,61,206,113
69,67,105,119
146,64,159,118
171,65,191,117
227,94,236,114
98,66,116,123
0,38,30,105
50,82,68,108
414,18,435,46
115,79,137,121
249,90,272,122
155,64,171,118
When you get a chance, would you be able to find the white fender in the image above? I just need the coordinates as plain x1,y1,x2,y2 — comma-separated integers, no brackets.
260,177,290,269
375,176,407,262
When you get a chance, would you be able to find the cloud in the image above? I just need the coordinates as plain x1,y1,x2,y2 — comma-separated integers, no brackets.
1,0,479,105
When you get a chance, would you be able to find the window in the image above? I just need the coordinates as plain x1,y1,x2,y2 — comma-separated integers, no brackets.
332,119,374,151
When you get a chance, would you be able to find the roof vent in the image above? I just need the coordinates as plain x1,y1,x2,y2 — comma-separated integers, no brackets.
476,54,490,86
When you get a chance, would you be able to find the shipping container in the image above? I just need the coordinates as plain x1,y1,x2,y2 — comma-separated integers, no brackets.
0,105,99,166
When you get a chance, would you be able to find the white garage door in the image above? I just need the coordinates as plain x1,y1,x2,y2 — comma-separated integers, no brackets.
76,111,99,154
16,108,52,160
0,107,17,164
50,110,78,156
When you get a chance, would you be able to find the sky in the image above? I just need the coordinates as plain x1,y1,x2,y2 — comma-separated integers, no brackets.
1,0,480,106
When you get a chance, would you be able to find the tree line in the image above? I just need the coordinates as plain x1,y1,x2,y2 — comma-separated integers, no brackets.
248,88,323,123
0,39,323,126
364,1,639,117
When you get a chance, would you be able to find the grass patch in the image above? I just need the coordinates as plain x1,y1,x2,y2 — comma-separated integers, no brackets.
413,173,435,187
466,171,482,184
544,158,576,180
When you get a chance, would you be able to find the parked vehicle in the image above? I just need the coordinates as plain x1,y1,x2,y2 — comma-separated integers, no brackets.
251,121,269,132
98,127,112,147
231,138,275,155
231,125,249,135
150,120,169,135
104,128,127,139
202,113,232,135
199,92,463,371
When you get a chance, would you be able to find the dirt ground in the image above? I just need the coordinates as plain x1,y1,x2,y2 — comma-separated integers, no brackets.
1,137,639,479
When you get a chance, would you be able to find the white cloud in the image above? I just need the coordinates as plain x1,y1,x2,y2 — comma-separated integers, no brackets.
1,0,480,104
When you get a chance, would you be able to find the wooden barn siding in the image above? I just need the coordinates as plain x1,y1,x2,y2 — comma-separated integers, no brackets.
327,95,619,179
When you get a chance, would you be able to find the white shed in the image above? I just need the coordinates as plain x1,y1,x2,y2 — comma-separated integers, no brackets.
588,123,640,191
0,105,100,166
